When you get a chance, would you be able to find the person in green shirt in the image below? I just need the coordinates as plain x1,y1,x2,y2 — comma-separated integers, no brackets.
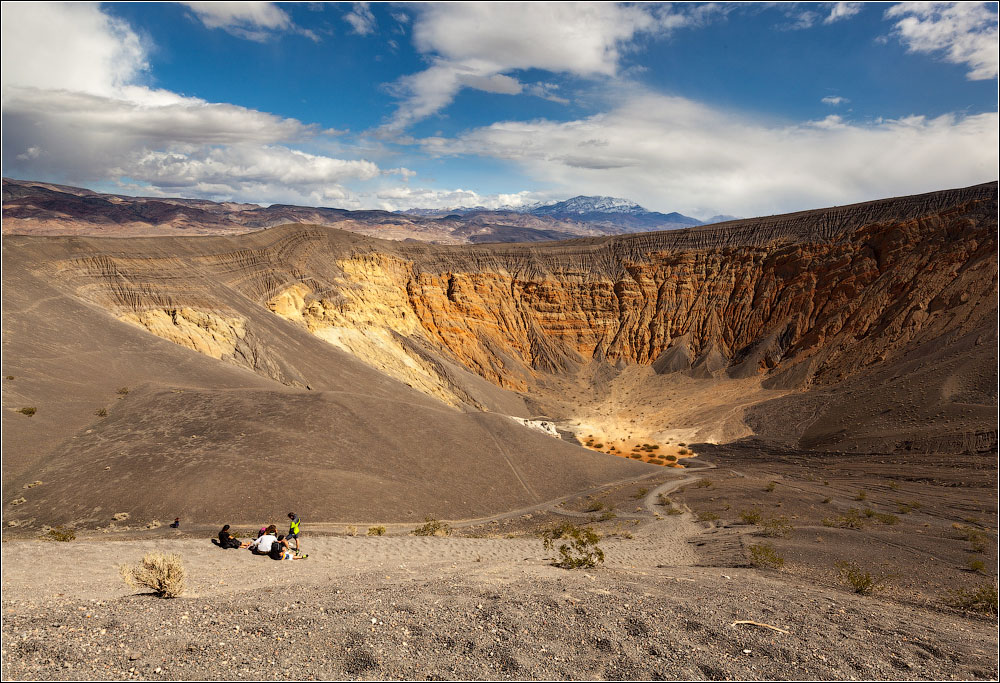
286,512,301,552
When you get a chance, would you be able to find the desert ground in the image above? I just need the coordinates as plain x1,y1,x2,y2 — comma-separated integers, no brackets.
3,450,997,681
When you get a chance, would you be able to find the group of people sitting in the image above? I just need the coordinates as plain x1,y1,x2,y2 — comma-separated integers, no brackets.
216,512,307,561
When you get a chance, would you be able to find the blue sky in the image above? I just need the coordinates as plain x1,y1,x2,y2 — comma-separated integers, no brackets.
2,2,997,218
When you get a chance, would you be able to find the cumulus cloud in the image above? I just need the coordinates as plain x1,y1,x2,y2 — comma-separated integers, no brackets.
1,3,380,205
180,2,314,41
886,2,998,80
382,2,674,131
821,95,849,105
344,2,376,36
825,2,864,24
420,91,998,218
369,186,554,212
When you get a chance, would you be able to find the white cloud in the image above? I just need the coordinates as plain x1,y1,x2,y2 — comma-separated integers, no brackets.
382,2,676,131
181,2,316,41
1,2,147,96
825,2,864,24
821,95,849,105
344,2,376,36
420,91,998,218
369,186,553,212
1,3,381,206
886,2,998,80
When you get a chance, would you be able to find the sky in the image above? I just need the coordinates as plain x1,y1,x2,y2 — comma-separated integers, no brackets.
1,2,997,219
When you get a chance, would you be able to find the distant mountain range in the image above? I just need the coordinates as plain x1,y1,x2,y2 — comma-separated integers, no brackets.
401,195,737,233
2,179,737,243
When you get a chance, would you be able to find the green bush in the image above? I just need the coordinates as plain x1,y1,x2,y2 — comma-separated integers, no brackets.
760,515,793,538
542,523,604,569
119,552,186,598
739,509,763,525
367,526,386,536
835,560,891,595
412,518,451,536
748,543,784,569
967,558,987,574
946,584,998,615
823,508,866,530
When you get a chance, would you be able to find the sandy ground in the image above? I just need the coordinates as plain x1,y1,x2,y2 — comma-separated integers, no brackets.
3,453,997,681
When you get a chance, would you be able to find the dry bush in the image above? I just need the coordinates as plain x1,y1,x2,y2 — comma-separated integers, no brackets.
542,523,604,569
697,510,720,522
95,408,108,417
946,583,998,615
117,387,130,395
119,552,186,598
412,518,450,536
764,481,777,492
739,508,763,525
345,525,358,536
367,526,386,536
695,479,713,488
18,407,36,416
748,543,784,569
760,515,793,537
45,525,76,542
583,501,605,513
835,560,892,596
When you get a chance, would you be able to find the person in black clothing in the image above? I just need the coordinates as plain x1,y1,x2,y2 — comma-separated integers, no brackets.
217,524,249,549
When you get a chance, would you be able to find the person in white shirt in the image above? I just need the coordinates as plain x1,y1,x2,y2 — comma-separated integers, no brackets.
250,531,277,555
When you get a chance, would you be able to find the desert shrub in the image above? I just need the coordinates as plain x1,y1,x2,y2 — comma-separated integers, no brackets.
95,408,108,417
598,510,617,521
739,508,763,525
678,442,686,446
119,552,186,598
117,387,130,395
835,560,891,595
10,497,27,506
748,543,784,569
345,525,357,536
822,497,832,504
583,501,605,513
896,502,913,514
888,481,900,490
648,458,664,465
967,558,987,574
760,515,793,538
45,525,76,542
412,518,450,536
855,490,867,501
664,455,677,462
633,488,648,499
629,454,642,459
649,445,659,450
697,511,720,522
5,375,13,380
542,523,604,569
665,507,683,516
874,512,899,526
823,508,866,530
677,448,690,456
695,479,713,488
367,526,386,536
863,508,876,518
964,530,991,554
946,584,998,615
657,494,671,506
18,407,36,416
764,481,777,492
592,443,604,449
